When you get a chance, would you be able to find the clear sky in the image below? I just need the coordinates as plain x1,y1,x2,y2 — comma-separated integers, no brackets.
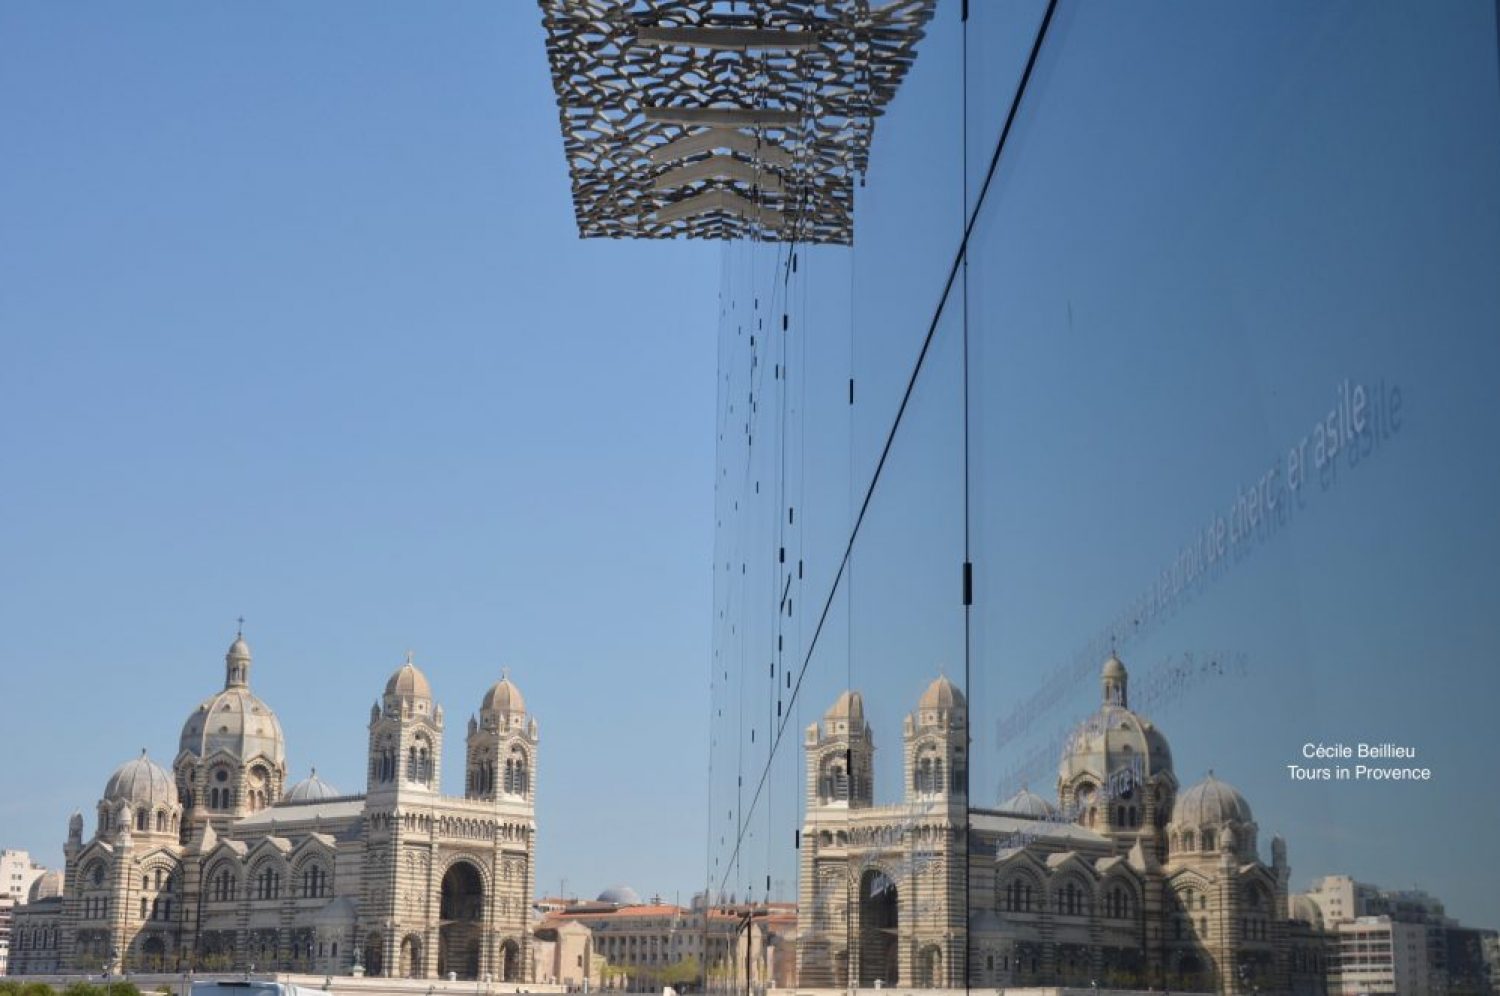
0,3,719,905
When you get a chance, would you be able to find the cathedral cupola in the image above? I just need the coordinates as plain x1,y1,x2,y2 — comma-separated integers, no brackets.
367,651,443,796
905,675,968,807
467,668,538,802
1102,652,1128,706
383,653,434,714
225,631,252,688
805,690,875,809
176,628,287,828
1058,654,1177,847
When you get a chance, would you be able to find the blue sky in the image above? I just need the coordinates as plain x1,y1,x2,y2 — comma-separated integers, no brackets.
0,3,718,905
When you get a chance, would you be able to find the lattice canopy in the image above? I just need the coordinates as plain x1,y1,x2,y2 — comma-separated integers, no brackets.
539,0,936,244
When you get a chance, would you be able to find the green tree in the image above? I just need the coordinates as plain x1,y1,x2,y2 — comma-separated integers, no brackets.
0,979,25,996
20,982,56,996
64,983,103,996
660,956,702,987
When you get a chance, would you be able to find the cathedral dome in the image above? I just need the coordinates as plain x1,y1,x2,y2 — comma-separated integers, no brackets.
285,768,341,802
481,673,526,716
918,675,966,711
1000,787,1057,818
29,869,64,902
179,634,287,767
1290,894,1324,930
180,688,287,765
104,751,179,810
385,658,433,701
597,884,642,906
1058,655,1173,788
1172,773,1253,828
824,690,865,723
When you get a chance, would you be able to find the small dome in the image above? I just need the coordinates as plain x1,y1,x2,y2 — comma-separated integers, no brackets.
1290,894,1324,930
228,635,251,660
1000,787,1057,818
29,870,64,902
286,768,341,802
1102,654,1127,680
385,657,433,701
597,885,642,906
824,690,865,723
104,751,179,810
1172,773,1254,828
481,673,526,716
918,675,966,711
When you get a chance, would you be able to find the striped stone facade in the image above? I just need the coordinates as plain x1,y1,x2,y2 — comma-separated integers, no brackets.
8,637,538,983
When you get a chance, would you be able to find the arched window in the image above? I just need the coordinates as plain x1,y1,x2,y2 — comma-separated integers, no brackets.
136,808,149,832
256,865,281,900
509,746,529,796
301,864,329,898
1202,828,1216,850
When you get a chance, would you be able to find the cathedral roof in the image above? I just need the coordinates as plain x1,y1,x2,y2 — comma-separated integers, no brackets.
28,869,64,902
1171,772,1254,828
384,657,433,701
285,768,341,802
481,672,526,716
824,690,865,723
180,687,286,765
999,787,1057,818
1058,655,1173,788
103,750,179,811
918,674,966,711
179,634,286,767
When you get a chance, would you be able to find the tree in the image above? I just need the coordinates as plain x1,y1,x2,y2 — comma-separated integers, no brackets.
660,956,702,987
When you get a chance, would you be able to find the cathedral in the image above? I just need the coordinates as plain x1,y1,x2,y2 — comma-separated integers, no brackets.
9,634,539,982
797,655,1321,995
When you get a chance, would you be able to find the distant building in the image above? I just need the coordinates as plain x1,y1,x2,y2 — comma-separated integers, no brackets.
1295,874,1497,995
0,849,55,975
2,851,49,905
8,634,540,981
532,890,795,989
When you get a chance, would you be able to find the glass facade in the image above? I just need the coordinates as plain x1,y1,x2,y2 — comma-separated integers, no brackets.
707,2,1500,993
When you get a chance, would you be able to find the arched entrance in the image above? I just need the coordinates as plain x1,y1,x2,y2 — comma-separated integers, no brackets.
857,869,899,987
1174,951,1212,991
438,860,485,980
141,935,167,971
400,934,424,979
500,939,521,982
364,931,384,977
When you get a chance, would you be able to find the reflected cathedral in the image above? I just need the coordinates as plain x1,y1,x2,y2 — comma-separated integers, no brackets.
797,655,1323,995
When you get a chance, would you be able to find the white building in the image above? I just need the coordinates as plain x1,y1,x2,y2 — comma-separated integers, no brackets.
1328,915,1436,995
